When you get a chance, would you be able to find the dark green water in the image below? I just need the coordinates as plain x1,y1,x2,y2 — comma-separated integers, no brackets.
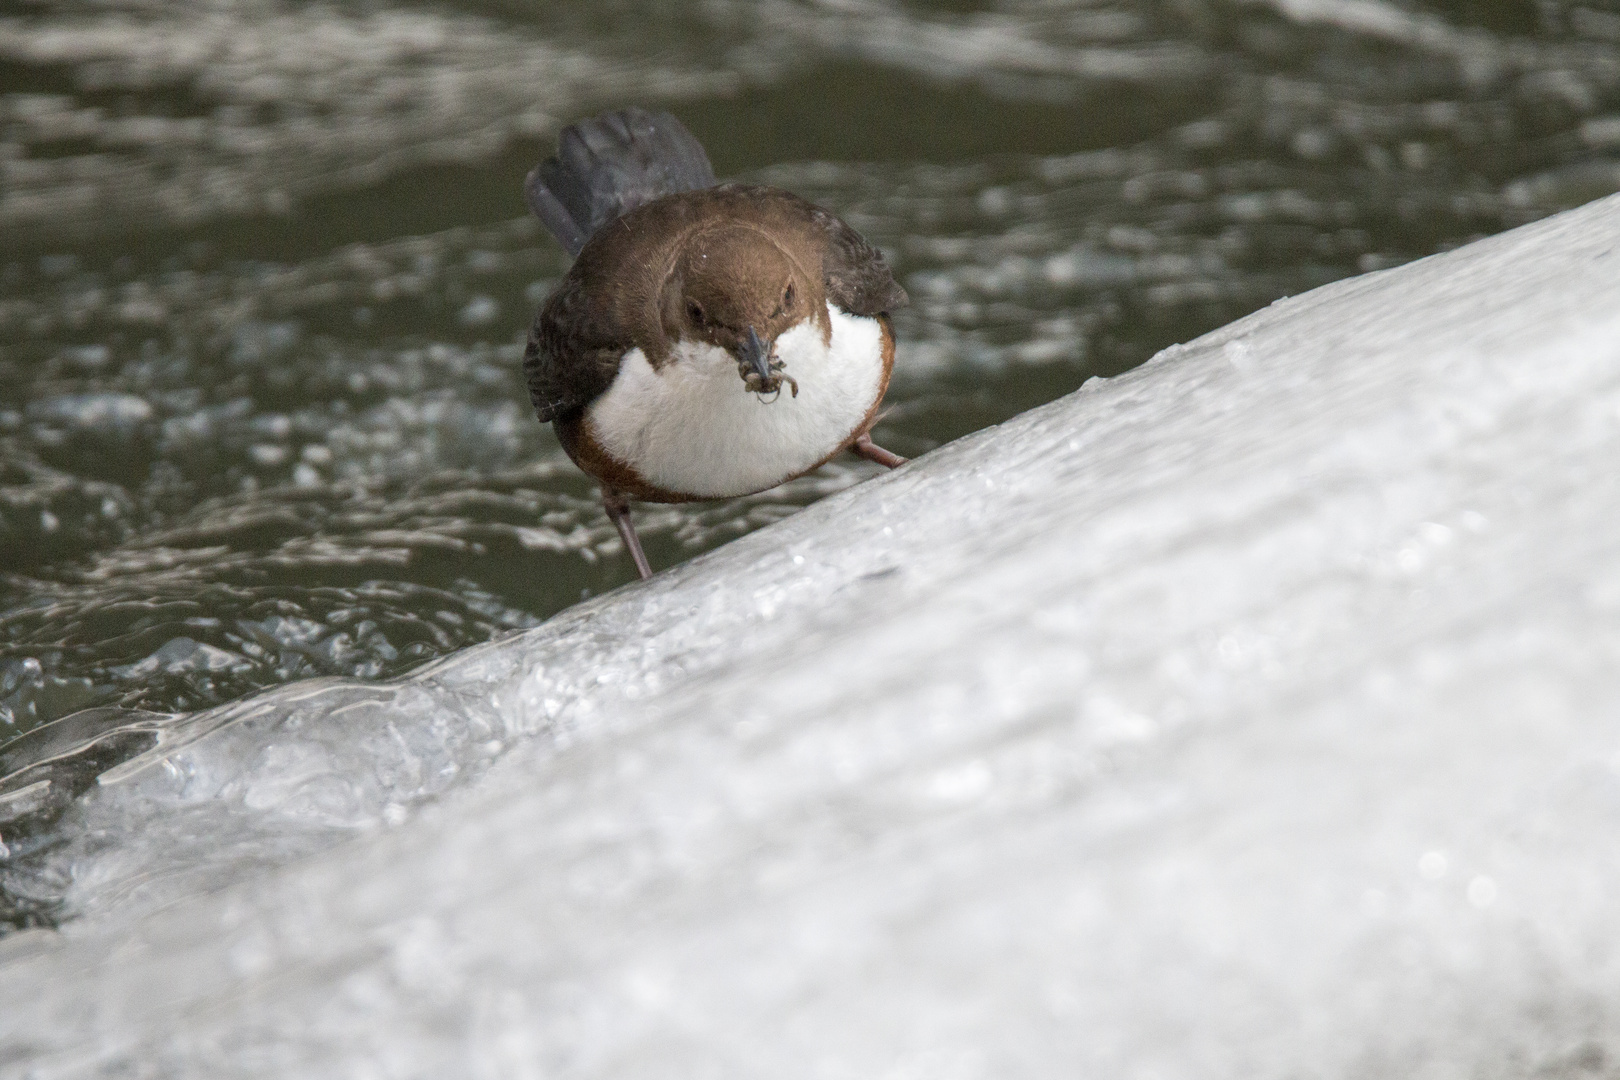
3,0,1619,735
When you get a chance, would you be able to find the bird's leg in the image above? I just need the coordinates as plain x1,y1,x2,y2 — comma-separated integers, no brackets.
852,432,907,469
602,489,653,580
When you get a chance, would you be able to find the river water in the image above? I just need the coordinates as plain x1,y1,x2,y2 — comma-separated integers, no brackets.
2,0,1620,924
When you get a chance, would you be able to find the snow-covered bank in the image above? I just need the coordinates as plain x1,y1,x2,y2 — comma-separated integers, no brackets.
4,192,1620,1076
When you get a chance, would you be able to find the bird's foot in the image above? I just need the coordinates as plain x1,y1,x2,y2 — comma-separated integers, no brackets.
602,489,653,580
852,432,906,469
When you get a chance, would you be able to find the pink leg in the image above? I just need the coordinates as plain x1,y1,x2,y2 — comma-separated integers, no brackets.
602,489,653,580
852,432,907,469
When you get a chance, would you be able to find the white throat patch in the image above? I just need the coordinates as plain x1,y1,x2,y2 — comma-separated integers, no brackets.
587,304,886,498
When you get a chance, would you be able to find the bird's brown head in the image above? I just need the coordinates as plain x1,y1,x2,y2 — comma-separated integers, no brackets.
662,222,826,397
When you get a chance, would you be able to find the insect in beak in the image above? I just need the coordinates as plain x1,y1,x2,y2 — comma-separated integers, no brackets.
737,325,799,401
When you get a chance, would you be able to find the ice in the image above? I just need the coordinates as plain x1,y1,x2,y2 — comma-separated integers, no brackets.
3,191,1620,1075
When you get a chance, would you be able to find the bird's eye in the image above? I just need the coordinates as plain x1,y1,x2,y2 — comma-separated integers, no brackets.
687,300,706,326
782,282,795,309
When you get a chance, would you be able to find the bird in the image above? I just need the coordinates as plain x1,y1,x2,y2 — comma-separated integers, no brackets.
521,106,909,580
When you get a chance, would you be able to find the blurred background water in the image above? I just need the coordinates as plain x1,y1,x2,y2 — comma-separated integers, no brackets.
2,0,1618,740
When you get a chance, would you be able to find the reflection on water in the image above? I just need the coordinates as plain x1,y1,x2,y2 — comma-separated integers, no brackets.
3,0,1620,741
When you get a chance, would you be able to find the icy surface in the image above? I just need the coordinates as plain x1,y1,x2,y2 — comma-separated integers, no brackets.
3,192,1620,1076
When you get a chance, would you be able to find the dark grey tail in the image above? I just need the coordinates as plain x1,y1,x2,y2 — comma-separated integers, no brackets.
525,107,716,257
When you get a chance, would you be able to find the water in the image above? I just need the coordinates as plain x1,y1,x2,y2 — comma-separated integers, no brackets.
2,0,1620,925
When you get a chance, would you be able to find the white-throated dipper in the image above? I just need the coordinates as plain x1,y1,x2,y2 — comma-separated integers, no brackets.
522,107,909,580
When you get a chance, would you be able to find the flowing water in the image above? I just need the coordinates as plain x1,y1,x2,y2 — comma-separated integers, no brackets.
2,0,1620,929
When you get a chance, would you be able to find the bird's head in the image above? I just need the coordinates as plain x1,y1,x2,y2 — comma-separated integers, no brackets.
662,223,823,398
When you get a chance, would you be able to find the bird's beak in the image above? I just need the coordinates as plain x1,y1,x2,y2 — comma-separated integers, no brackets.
739,325,773,386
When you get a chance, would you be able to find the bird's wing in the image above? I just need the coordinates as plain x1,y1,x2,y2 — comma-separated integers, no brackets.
523,273,632,423
812,207,909,317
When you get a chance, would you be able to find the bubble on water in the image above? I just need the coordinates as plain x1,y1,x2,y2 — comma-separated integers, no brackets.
230,322,302,368
113,638,254,679
458,295,500,328
29,393,153,432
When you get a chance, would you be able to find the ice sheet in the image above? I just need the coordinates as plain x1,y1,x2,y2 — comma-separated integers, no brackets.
3,192,1620,1077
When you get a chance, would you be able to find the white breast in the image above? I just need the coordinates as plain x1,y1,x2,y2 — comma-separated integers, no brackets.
586,304,887,498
